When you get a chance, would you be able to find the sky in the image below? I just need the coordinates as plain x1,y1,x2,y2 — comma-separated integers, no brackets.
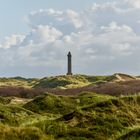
0,0,96,37
0,0,140,77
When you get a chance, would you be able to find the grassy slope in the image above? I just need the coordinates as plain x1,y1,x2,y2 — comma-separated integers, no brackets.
0,77,37,88
6,92,138,140
0,74,140,139
0,93,139,139
33,74,116,89
0,74,115,89
0,73,137,90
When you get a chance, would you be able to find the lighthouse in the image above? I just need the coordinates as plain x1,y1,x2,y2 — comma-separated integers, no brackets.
67,52,72,75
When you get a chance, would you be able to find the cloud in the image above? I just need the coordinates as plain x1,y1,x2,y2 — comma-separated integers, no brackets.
124,0,140,8
101,22,133,33
25,8,83,35
1,0,140,77
22,25,63,45
64,9,83,28
0,35,25,49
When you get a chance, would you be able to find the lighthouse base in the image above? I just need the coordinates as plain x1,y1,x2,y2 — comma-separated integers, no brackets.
67,73,73,75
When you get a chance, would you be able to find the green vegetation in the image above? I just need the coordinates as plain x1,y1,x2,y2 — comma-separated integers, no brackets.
23,93,140,140
0,74,117,89
33,75,91,89
0,74,139,139
24,93,76,114
0,96,11,104
117,127,140,140
33,74,117,89
0,92,139,139
0,125,52,140
0,73,136,90
0,77,37,88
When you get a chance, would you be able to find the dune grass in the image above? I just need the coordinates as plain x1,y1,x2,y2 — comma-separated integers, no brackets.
21,92,140,140
0,74,140,139
0,124,53,140
0,90,139,139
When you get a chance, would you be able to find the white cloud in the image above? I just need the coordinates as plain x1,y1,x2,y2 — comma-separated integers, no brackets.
111,43,133,56
22,25,63,45
66,10,83,28
25,8,83,35
101,22,133,33
1,1,140,77
124,0,140,8
0,35,25,49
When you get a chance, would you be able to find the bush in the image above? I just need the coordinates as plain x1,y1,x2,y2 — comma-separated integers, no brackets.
0,125,51,140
